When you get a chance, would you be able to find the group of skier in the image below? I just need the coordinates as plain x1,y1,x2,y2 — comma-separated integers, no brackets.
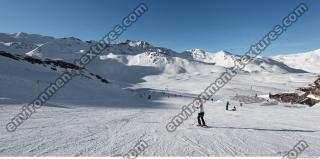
195,100,239,128
225,101,237,111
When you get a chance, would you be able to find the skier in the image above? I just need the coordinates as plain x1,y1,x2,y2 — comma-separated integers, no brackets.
148,95,151,100
226,101,230,110
269,92,272,99
196,103,207,127
232,106,237,111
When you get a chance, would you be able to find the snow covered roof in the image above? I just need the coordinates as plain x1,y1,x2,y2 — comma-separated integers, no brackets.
307,94,320,100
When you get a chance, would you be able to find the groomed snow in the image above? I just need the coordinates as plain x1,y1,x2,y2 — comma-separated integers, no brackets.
0,70,319,157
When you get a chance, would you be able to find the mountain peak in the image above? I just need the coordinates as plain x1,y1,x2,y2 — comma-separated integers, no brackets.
14,32,29,38
216,50,233,55
119,40,152,48
190,48,205,52
184,49,207,59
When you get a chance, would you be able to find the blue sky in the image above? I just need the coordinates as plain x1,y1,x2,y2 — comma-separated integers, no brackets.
0,0,319,55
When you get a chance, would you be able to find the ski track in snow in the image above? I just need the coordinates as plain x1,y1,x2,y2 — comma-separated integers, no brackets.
0,101,319,157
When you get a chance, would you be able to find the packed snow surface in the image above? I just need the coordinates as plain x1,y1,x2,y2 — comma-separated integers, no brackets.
1,70,319,156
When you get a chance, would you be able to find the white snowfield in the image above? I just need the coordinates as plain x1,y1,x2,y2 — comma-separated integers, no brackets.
0,32,319,157
272,49,320,73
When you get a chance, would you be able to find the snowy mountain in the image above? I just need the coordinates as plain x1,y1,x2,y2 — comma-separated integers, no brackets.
0,49,147,108
0,32,315,76
0,32,315,105
0,51,109,84
181,49,307,73
272,49,320,73
181,49,235,66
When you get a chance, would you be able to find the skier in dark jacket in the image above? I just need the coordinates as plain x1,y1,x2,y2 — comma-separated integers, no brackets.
226,101,230,110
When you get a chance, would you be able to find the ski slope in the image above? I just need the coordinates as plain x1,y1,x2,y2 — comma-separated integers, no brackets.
0,72,319,157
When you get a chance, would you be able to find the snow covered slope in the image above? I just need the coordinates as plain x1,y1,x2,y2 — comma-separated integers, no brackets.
0,50,148,108
0,67,319,157
272,49,320,73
